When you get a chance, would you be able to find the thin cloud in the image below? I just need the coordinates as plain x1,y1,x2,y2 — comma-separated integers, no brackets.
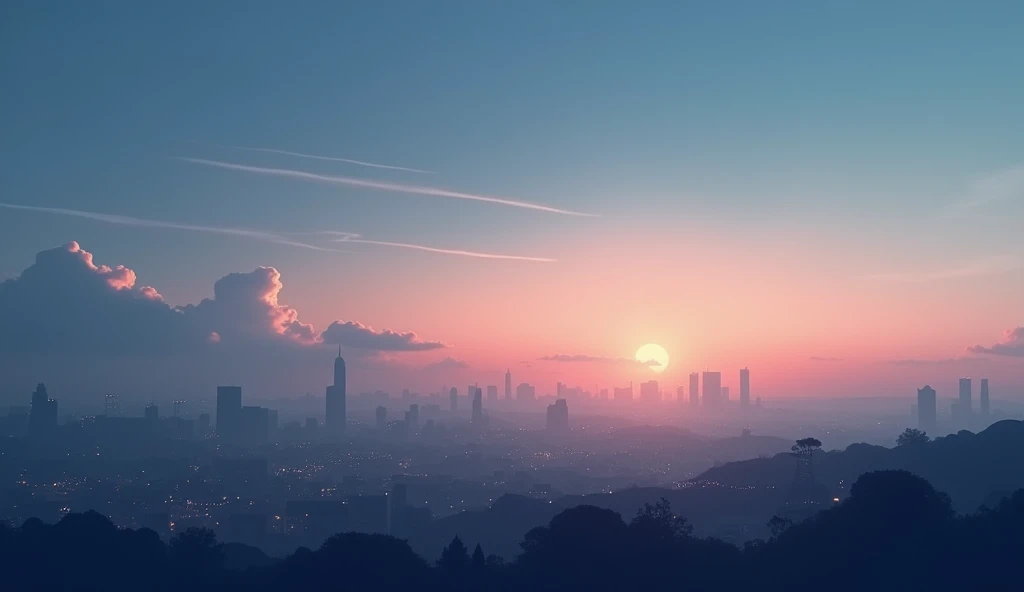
809,356,843,362
864,255,1020,283
0,202,340,252
539,354,659,366
968,327,1024,357
222,145,435,175
177,157,595,217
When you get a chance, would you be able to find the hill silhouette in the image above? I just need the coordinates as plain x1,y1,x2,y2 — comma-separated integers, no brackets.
3,470,1023,591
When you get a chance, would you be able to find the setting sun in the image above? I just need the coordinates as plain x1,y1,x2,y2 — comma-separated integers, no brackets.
636,343,669,373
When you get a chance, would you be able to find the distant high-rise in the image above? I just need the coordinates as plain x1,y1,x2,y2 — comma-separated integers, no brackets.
144,404,159,421
29,383,57,436
240,405,270,445
676,385,686,404
689,373,699,408
516,383,536,401
504,369,512,400
702,372,722,408
958,377,972,415
198,413,211,435
172,400,185,418
613,384,633,401
917,385,937,433
980,378,990,418
104,393,121,417
487,385,498,401
376,406,387,430
640,380,660,402
471,388,483,424
405,404,419,429
449,387,458,411
326,347,347,437
216,386,242,441
546,399,569,432
739,368,750,407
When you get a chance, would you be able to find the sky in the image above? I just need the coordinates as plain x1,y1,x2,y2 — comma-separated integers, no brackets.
2,1,1024,404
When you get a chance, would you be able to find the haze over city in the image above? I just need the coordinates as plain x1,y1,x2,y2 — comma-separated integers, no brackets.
2,2,1024,591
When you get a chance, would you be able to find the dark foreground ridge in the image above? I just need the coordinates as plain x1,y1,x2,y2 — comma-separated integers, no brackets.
3,470,1022,591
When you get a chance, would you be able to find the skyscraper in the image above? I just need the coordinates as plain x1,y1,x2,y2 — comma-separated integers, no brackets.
144,403,159,420
504,369,512,400
702,372,722,408
326,346,346,437
375,406,387,430
689,373,699,408
676,385,686,404
640,380,660,402
449,387,458,412
405,404,419,429
917,385,937,433
980,378,990,418
959,377,972,414
546,399,569,431
471,387,483,424
516,383,536,401
740,368,750,407
29,383,57,436
104,393,121,417
613,384,633,401
216,385,242,441
487,385,498,401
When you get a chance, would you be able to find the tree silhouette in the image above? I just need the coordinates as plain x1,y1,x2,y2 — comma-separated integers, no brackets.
630,497,693,541
767,515,793,539
896,427,930,447
437,534,469,572
471,543,486,570
168,527,223,575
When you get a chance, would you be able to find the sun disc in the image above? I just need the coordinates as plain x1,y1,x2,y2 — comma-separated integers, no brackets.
636,343,669,373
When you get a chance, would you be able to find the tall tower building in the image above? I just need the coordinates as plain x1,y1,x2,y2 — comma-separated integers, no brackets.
216,386,242,441
487,385,498,401
739,368,750,407
471,387,483,424
640,380,660,402
29,383,57,436
702,371,722,408
689,373,699,408
450,387,458,412
546,399,569,431
504,369,512,400
980,378,990,418
676,385,686,404
917,385,937,433
326,346,347,437
958,377,972,413
104,393,121,417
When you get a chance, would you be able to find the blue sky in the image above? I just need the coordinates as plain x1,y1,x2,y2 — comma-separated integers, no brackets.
2,1,1024,400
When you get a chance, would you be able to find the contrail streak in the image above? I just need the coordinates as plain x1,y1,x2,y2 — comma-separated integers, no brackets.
1,203,555,261
331,236,556,262
177,157,595,217
0,203,342,252
224,145,435,175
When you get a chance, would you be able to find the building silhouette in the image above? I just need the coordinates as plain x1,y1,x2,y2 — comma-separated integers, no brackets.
486,385,498,401
326,346,346,438
449,387,458,412
676,385,686,404
980,378,990,418
29,383,57,436
917,385,937,433
702,371,722,408
516,383,536,401
375,405,387,430
740,368,750,407
471,388,483,424
144,404,159,421
689,373,699,408
240,405,270,445
613,384,633,401
504,369,512,400
955,377,972,426
546,399,569,431
405,404,419,430
104,393,121,417
216,386,242,442
640,380,660,402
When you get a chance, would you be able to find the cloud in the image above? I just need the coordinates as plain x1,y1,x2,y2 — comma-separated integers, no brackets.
0,241,443,357
962,163,1024,210
177,267,317,345
423,356,469,371
809,356,843,362
220,145,435,175
968,327,1024,357
864,255,1020,283
178,157,595,217
320,321,446,352
887,357,989,366
0,203,554,261
538,354,658,366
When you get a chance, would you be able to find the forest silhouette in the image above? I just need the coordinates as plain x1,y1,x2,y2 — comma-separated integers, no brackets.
3,469,1022,591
